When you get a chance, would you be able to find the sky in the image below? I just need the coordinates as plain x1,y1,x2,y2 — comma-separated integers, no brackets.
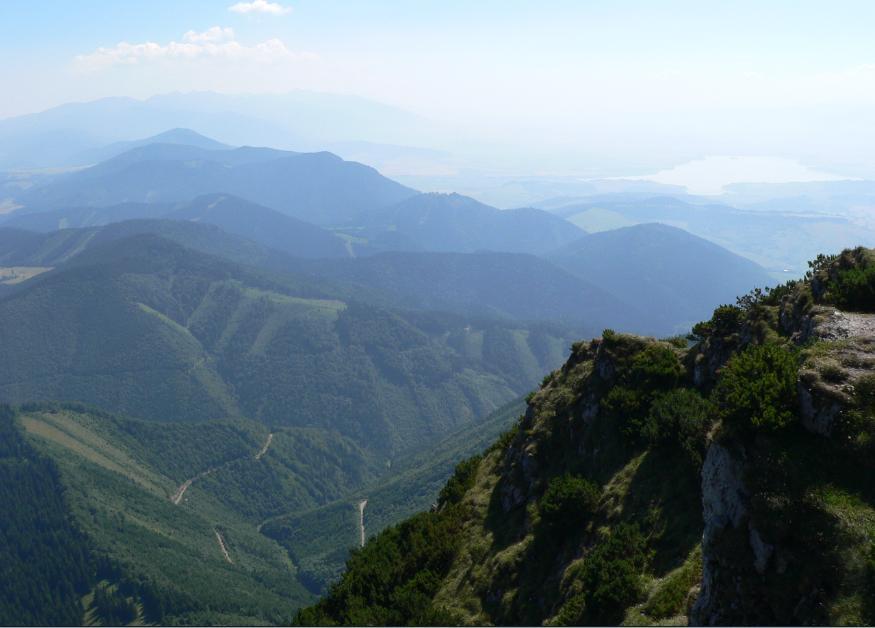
4,1,875,181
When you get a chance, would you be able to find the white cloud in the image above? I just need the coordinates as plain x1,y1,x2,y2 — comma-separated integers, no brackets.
228,0,292,15
74,28,314,71
182,26,235,43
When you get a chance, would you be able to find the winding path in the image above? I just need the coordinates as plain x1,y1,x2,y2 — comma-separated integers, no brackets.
358,499,368,548
169,432,274,505
255,433,273,460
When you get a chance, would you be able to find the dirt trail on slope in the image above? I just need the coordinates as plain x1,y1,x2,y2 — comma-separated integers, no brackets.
170,432,274,505
170,478,195,505
171,469,216,505
255,433,273,460
214,529,234,564
358,499,368,548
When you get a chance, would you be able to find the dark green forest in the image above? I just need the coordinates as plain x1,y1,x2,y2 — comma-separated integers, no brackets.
0,405,91,626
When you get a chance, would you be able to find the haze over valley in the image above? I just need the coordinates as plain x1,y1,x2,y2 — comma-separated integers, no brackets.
2,2,875,626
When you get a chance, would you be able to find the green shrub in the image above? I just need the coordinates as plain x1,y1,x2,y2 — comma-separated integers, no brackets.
663,335,689,349
736,287,767,310
854,373,875,410
761,280,798,306
642,547,702,620
552,592,587,625
806,253,838,279
628,345,683,389
490,417,523,454
818,361,848,384
642,389,714,467
438,455,481,507
294,506,466,626
831,265,875,312
714,342,799,432
540,474,600,531
837,374,875,445
601,384,645,422
580,523,649,624
601,343,684,444
692,304,744,339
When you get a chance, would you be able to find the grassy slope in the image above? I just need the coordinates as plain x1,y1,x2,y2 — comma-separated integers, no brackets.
426,348,704,626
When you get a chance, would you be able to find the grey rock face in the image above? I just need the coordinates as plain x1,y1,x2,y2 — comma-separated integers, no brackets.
692,442,749,625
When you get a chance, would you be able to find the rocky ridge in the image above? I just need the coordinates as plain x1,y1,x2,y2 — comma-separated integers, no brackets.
297,248,875,626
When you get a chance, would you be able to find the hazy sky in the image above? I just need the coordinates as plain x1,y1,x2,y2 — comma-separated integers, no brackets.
4,1,875,178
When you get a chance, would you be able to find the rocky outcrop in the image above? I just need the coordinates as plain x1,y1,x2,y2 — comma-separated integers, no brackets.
699,443,748,546
812,308,875,341
797,371,846,436
499,405,538,513
794,308,875,436
692,442,749,625
748,526,773,575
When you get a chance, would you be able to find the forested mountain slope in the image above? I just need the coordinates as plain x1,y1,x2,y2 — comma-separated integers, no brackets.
0,219,649,336
362,192,585,255
0,233,572,456
299,247,875,626
1,202,173,232
2,402,376,624
261,399,527,593
291,250,645,334
166,194,355,258
0,213,769,338
3,194,357,259
550,223,775,333
0,396,528,624
0,405,93,626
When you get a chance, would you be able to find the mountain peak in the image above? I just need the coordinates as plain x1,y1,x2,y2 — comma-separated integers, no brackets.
143,128,229,149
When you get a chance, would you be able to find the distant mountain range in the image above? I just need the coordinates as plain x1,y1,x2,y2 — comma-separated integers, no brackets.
0,91,440,172
74,128,232,165
2,194,355,259
0,218,623,335
545,194,875,275
549,223,775,332
0,130,781,335
0,216,769,337
362,192,585,255
14,144,417,226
